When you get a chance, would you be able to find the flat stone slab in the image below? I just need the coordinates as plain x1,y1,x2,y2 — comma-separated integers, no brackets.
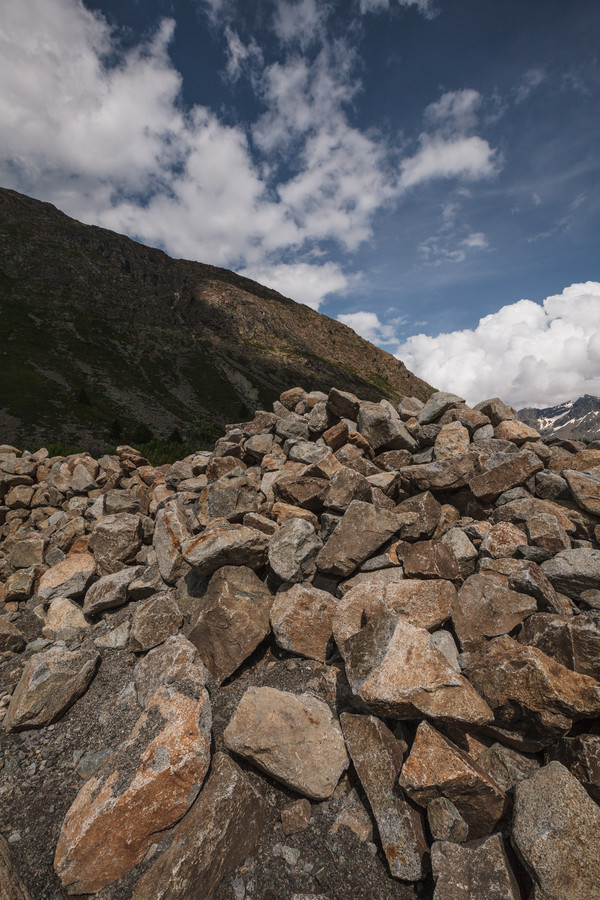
224,686,348,800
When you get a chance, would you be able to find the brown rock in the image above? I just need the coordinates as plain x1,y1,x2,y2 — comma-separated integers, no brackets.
268,518,322,583
494,419,541,444
322,467,372,511
88,513,143,575
547,734,600,802
129,592,183,652
0,833,32,900
5,645,100,732
427,797,469,843
431,834,520,900
134,634,209,708
316,500,403,577
400,454,479,492
181,520,268,575
473,397,518,425
83,565,144,616
341,713,427,881
38,552,96,603
188,566,272,682
333,578,454,647
480,522,528,559
43,597,89,636
344,614,493,727
525,512,571,554
204,470,260,522
398,540,461,580
0,616,26,651
322,420,349,452
271,501,318,530
507,561,569,616
270,583,334,662
434,422,470,460
517,611,600,679
327,387,360,420
54,683,212,895
130,752,265,900
153,499,192,584
224,686,348,800
563,467,600,516
474,743,540,793
465,635,600,746
469,451,543,502
511,762,600,900
273,475,326,511
540,548,600,598
281,798,312,835
9,536,46,568
401,721,507,839
395,491,441,540
452,574,537,653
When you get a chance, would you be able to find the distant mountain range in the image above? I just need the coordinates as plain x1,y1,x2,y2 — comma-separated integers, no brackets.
0,188,432,449
518,394,600,442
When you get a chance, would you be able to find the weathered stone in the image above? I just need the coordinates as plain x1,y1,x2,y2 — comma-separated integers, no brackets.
400,540,461,580
281,798,312,835
0,833,32,900
452,574,537,653
473,397,518,426
395,491,441,541
273,475,326,511
38,552,96,603
327,387,360,420
330,788,373,842
480,522,528,559
333,578,454,647
322,467,371,511
10,536,46,569
94,620,130,649
401,722,506,839
83,565,144,616
88,513,143,575
270,583,334,661
431,834,520,900
54,683,212,895
5,645,100,732
547,735,600,802
427,797,469,844
129,592,183,652
315,500,402,577
153,499,192,584
541,548,600,598
204,470,260,522
344,614,493,727
493,496,576,535
517,611,600,679
563,468,600,516
70,462,96,494
469,451,543,502
134,634,209,708
43,597,89,635
465,635,600,745
434,422,470,460
271,501,318,530
181,520,268,575
188,566,272,682
440,528,478,576
358,402,418,452
511,762,600,900
507,562,569,615
268,518,322,583
0,616,26,651
494,419,540,444
341,713,428,881
280,386,308,409
475,743,540,792
417,392,465,425
401,454,479,492
224,686,348,800
275,411,310,442
2,567,35,603
525,512,571,553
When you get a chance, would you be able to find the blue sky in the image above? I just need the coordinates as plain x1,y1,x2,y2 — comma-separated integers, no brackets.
1,0,599,407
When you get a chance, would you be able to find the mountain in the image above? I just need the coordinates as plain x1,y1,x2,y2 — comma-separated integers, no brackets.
518,394,600,442
0,188,432,449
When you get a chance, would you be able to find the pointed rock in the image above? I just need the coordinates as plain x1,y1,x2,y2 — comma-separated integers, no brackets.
452,574,537,653
153,499,193,584
316,500,403,577
88,513,143,575
134,634,209,708
268,518,322,583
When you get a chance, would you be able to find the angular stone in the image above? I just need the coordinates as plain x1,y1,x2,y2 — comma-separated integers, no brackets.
188,566,272,682
288,439,329,465
465,635,600,745
427,797,469,843
134,634,209,708
401,722,506,839
153,499,192,585
507,562,568,616
281,798,312,835
0,616,26,651
440,528,478,577
395,491,441,541
474,743,540,793
398,540,461,580
271,501,318,530
547,735,600,802
322,467,371,511
511,762,600,900
43,597,89,635
473,397,518,425
341,713,427,881
0,833,32,900
5,645,100,732
525,512,571,553
493,496,576,535
204,470,260,522
38,552,96,603
10,536,46,569
181,520,268,575
129,592,183,652
358,402,418,452
417,392,465,425
452,574,537,653
431,834,520,900
330,789,373,843
88,513,143,576
541,548,600,598
480,522,528,559
401,454,479,492
83,565,144,616
275,412,310,442
268,518,322,583
434,422,470,460
327,387,360,420
322,421,349,452
333,578,454,647
517,611,600,679
270,583,334,662
54,683,212,895
224,686,348,800
316,501,403,577
494,419,541,444
469,451,543,502
344,614,493,727
2,568,35,603
70,462,97,494
273,475,326,511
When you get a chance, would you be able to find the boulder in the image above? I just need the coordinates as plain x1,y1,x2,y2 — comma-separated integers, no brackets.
83,565,144,616
43,597,89,635
452,574,537,653
546,734,600,802
417,392,465,425
469,451,543,502
268,518,322,583
270,583,334,662
133,634,209,708
153,499,192,584
517,611,600,679
181,520,268,575
431,834,520,900
316,501,403,577
129,592,183,652
563,468,600,516
88,513,143,575
38,552,96,603
541,548,600,598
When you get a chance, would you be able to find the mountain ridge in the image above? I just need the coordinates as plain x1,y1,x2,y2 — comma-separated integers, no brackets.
518,394,600,442
0,187,432,449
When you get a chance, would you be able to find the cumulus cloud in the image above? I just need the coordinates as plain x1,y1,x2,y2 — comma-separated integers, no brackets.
239,261,348,309
337,310,399,343
397,282,600,408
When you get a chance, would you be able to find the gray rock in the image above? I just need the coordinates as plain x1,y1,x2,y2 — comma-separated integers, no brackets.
431,834,520,899
134,634,209,708
417,392,465,425
427,797,469,844
475,743,540,793
205,470,260,522
83,565,144,616
181,520,269,575
88,513,143,576
268,518,322,583
357,402,418,452
38,552,96,603
541,548,600,598
316,500,403,577
129,592,183,652
327,387,360,421
153,499,193,585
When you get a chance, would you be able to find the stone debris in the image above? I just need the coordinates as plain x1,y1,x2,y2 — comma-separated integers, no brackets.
1,384,600,898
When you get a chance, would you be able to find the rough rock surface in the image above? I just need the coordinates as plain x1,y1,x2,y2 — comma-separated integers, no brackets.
431,834,521,900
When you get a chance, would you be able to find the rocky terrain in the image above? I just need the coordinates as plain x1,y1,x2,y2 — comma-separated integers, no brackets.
0,188,431,449
519,394,600,443
1,385,600,899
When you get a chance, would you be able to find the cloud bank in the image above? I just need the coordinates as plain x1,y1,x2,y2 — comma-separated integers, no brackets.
397,282,600,408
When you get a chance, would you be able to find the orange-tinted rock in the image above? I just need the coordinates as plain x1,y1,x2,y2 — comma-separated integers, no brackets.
88,513,143,575
270,583,334,662
494,419,540,444
54,683,212,894
547,734,600,802
517,611,600,679
452,574,537,653
181,520,268,575
316,501,403,577
400,722,507,839
38,552,96,603
480,522,527,559
153,499,193,584
397,540,460,580
563,468,600,517
469,451,543,502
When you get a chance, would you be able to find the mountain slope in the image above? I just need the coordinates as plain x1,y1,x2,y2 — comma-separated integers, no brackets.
518,395,600,441
0,188,432,448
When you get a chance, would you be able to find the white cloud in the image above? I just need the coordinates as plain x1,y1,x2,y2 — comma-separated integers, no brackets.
337,310,399,344
400,136,498,189
240,261,347,309
462,232,488,249
272,0,329,48
360,0,435,18
223,27,263,81
397,282,600,408
425,89,482,132
515,67,546,104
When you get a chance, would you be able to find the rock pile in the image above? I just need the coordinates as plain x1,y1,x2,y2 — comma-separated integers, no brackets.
1,386,600,899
